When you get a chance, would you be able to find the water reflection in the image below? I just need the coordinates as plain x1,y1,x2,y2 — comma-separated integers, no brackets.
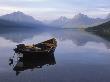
9,54,56,76
1,29,110,82
51,30,110,49
0,30,44,43
0,29,110,49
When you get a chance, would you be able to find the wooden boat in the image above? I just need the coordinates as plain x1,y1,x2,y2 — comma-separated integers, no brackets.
14,38,57,58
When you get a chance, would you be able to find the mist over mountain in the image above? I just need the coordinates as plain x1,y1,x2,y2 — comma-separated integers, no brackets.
47,13,108,28
66,13,105,28
106,13,110,22
107,13,110,19
0,11,110,31
46,16,70,27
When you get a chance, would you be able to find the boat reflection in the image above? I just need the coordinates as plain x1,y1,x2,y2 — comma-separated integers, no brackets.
9,53,56,76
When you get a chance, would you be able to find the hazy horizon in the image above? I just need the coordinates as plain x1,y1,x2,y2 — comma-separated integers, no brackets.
0,0,110,21
0,1,110,81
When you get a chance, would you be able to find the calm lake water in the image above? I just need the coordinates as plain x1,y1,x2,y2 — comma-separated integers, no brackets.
0,29,110,82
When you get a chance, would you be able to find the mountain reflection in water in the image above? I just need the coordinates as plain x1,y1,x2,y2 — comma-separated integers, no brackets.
0,29,110,48
1,29,110,82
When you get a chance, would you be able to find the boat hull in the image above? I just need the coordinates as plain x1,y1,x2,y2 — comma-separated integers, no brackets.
14,47,55,59
14,38,57,59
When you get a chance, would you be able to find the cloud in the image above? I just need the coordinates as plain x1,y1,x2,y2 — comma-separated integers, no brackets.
20,0,48,2
0,0,48,2
0,0,109,20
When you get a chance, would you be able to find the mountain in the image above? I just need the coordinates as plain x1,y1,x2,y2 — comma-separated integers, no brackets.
0,11,48,33
48,13,105,28
66,13,104,28
0,11,42,24
85,21,110,40
0,18,42,33
47,16,70,27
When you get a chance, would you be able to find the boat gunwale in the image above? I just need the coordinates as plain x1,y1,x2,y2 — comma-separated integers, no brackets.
14,38,57,54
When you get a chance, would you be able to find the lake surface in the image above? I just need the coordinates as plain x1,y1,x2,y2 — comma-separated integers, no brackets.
0,29,110,82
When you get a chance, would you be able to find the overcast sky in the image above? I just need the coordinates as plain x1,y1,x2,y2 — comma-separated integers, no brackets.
0,0,110,20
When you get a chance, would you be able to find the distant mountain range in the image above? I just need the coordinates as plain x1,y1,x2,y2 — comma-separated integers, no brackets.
0,11,110,32
0,11,47,33
46,16,70,28
47,13,110,28
0,11,42,24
